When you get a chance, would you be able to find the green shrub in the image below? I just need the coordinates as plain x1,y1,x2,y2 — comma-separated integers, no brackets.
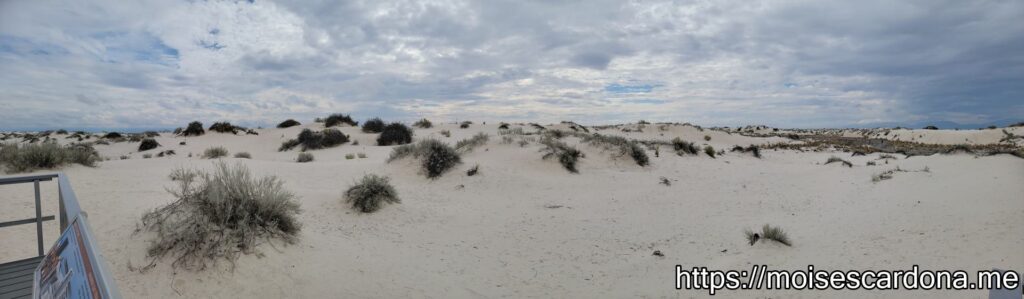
139,138,160,152
357,153,366,158
324,114,357,127
361,118,386,133
143,154,153,159
181,121,205,136
280,129,350,151
344,174,400,213
277,119,301,128
208,122,240,133
386,139,461,178
103,132,123,139
672,137,699,155
377,123,414,146
139,162,301,270
580,134,648,167
704,135,711,141
704,145,716,158
540,137,582,173
413,118,433,128
233,152,252,159
345,154,355,160
203,146,229,159
0,142,99,173
296,152,314,163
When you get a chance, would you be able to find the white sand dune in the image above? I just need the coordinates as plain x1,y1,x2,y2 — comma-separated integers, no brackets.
1,122,1022,298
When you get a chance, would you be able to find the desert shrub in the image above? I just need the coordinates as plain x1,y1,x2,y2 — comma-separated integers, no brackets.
103,132,123,139
498,123,509,130
344,174,400,213
459,121,472,129
825,156,853,167
94,140,110,146
157,150,176,157
545,129,566,139
208,122,239,133
233,152,251,159
128,134,145,142
0,142,99,173
580,134,648,167
671,137,699,155
139,138,160,152
358,153,366,158
876,154,897,160
180,121,205,136
296,152,314,163
324,114,357,127
730,145,762,158
203,146,229,159
143,131,160,137
466,164,479,176
413,118,433,128
280,129,350,151
540,137,582,173
923,125,939,130
746,224,791,246
277,119,301,128
139,162,300,270
345,154,354,160
386,139,461,178
455,133,489,152
439,130,451,137
143,154,153,159
56,129,68,135
377,123,414,146
704,135,711,141
704,145,716,158
530,123,546,131
361,118,386,133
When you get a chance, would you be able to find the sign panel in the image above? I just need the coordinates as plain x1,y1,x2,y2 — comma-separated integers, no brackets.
33,217,102,299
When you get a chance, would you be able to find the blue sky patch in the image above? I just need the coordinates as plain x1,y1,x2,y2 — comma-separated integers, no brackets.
604,83,658,94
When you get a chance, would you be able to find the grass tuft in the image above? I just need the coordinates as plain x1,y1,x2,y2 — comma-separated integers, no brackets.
344,174,400,213
296,152,314,163
203,147,229,159
540,137,582,173
233,152,251,159
455,133,490,152
412,118,433,128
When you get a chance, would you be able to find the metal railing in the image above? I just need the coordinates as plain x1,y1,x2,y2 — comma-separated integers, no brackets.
0,172,120,298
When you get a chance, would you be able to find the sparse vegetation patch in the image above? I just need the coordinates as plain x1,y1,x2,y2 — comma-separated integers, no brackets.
344,174,400,213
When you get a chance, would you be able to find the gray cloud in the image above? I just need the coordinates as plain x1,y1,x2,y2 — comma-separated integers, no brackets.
0,0,1021,130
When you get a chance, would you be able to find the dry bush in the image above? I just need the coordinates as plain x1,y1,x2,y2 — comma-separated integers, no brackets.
704,145,716,158
540,137,582,173
730,145,762,158
343,174,400,213
455,133,490,152
296,152,314,163
413,118,433,128
459,121,472,129
138,162,301,271
746,224,791,246
825,156,853,167
581,134,649,167
203,146,229,159
233,152,251,159
0,142,99,173
466,164,479,176
387,139,461,178
671,137,699,155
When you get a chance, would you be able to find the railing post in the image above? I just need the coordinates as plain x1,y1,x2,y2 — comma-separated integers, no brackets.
35,179,44,256
59,182,67,230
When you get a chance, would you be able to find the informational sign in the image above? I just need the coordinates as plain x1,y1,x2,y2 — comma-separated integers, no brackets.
33,217,103,299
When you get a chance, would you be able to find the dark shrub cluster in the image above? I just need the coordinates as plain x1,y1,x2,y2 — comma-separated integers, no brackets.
324,114,358,127
344,174,400,213
280,129,350,151
412,118,433,128
139,138,161,152
296,152,314,163
922,125,939,130
730,145,761,158
540,137,583,173
362,118,386,133
181,121,205,136
704,145,716,158
460,121,472,129
377,123,414,146
277,119,301,128
103,132,123,139
498,123,509,130
209,122,242,133
387,139,461,178
139,162,301,270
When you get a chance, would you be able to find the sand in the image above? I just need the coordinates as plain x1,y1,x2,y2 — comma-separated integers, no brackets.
1,122,1022,298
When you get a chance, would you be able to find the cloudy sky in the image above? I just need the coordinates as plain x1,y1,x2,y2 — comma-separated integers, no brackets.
1,0,1021,130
